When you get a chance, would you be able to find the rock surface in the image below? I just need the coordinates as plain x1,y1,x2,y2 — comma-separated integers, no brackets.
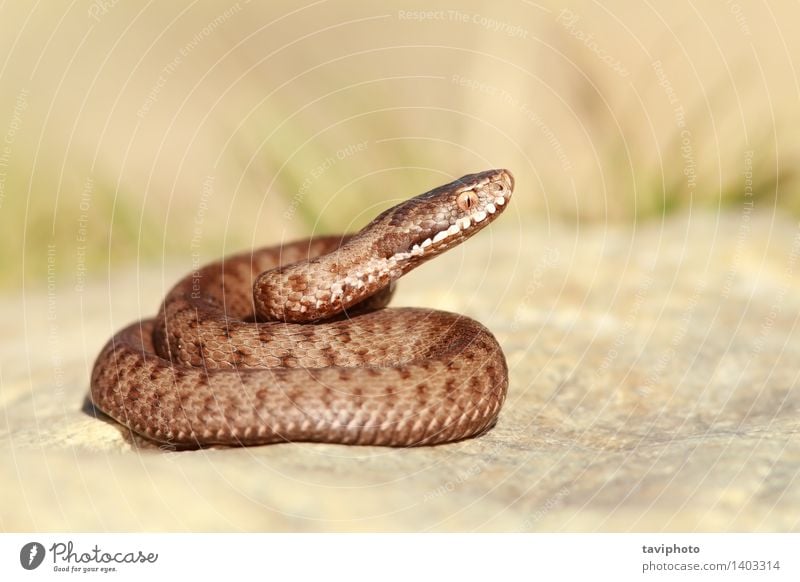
2,210,799,531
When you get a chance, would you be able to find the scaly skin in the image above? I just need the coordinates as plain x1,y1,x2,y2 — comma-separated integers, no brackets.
90,169,514,447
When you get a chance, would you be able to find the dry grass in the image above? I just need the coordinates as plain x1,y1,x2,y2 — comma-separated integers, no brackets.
1,0,798,288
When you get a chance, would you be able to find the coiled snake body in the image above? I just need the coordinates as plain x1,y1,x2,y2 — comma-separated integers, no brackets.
91,169,514,447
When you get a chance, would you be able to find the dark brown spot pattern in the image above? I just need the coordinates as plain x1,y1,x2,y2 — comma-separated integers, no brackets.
90,170,513,447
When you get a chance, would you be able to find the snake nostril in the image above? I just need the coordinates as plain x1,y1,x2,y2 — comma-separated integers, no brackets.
502,169,515,191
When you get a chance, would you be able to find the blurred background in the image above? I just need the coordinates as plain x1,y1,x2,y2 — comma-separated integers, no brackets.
1,0,798,290
3,1,800,533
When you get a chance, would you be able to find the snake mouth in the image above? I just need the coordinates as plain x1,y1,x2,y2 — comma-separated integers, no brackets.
407,199,506,255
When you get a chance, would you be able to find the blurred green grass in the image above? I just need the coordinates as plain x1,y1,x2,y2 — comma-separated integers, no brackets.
1,0,798,290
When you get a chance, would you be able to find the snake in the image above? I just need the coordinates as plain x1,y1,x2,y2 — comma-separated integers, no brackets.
90,169,514,447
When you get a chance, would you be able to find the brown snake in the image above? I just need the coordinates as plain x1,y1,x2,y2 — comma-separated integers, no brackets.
91,169,514,447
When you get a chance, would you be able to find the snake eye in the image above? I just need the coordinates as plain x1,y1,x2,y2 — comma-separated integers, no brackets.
457,191,478,212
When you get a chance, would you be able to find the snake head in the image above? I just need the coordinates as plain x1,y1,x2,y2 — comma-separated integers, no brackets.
374,168,514,270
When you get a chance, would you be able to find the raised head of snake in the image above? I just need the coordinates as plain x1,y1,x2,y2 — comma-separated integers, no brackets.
254,169,514,322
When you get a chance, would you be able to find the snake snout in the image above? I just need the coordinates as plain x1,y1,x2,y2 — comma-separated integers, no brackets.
499,169,514,192
487,169,514,200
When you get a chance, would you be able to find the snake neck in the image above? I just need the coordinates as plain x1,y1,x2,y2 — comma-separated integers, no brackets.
252,231,405,323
